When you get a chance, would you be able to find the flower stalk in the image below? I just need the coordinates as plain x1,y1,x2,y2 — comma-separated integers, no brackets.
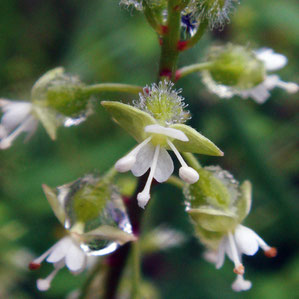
84,83,143,96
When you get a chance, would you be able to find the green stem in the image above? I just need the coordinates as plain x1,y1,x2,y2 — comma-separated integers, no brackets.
182,152,202,170
131,240,141,299
84,83,143,95
79,262,103,299
167,175,185,189
143,2,163,35
176,62,213,80
159,0,182,80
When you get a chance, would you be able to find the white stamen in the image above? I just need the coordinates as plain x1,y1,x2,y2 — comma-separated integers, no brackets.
36,264,63,291
167,139,199,183
179,166,199,184
32,242,60,265
115,137,152,172
228,232,243,270
253,234,271,252
0,117,35,149
231,275,252,292
276,81,299,93
137,145,160,209
167,139,187,167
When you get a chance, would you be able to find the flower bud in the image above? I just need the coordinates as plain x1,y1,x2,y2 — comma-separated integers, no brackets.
31,67,90,117
185,0,238,29
205,44,266,90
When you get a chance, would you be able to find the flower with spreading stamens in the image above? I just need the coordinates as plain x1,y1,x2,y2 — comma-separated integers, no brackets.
202,45,298,103
102,81,223,208
0,68,91,149
29,174,135,291
184,166,277,291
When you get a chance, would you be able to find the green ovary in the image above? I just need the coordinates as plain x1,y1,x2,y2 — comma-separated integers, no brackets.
146,94,181,124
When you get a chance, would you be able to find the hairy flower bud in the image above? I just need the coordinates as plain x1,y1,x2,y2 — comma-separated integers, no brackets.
31,67,90,117
185,0,238,29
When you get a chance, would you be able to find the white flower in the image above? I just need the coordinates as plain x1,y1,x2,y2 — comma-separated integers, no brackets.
115,124,199,209
29,236,88,291
0,100,38,149
241,48,298,103
212,224,277,291
203,48,298,104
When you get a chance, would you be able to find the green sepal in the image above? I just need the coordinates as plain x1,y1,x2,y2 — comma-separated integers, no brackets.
170,124,223,156
42,184,65,225
32,105,61,140
187,207,237,232
101,101,156,142
236,180,252,222
70,180,109,225
81,225,137,245
31,67,65,98
192,224,224,251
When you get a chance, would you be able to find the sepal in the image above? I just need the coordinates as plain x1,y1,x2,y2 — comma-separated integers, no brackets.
101,101,156,142
170,123,223,156
31,67,90,117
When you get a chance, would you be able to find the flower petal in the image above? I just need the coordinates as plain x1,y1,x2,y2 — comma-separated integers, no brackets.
145,124,188,142
65,242,86,273
240,83,270,104
255,48,287,71
216,237,227,269
131,143,155,177
1,101,32,132
234,225,259,256
154,148,174,183
46,237,72,263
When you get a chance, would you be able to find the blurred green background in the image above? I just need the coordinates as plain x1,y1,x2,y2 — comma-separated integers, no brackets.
0,0,298,298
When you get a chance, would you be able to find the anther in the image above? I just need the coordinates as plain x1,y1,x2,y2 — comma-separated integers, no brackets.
264,247,277,258
233,264,245,275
